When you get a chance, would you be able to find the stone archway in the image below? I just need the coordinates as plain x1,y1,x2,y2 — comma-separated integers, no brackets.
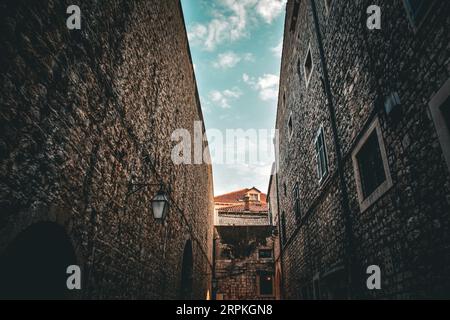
0,222,77,299
179,239,194,299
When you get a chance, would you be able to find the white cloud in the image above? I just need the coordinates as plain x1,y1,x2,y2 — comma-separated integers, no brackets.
213,51,254,69
271,38,283,57
188,24,207,41
257,74,279,100
223,88,242,98
213,162,273,196
188,6,248,51
213,51,240,69
258,74,279,89
210,91,227,108
243,73,279,101
259,87,279,101
187,0,286,51
243,52,255,62
256,0,287,23
209,87,242,108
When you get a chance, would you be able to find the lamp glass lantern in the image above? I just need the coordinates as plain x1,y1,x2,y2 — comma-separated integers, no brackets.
151,189,169,221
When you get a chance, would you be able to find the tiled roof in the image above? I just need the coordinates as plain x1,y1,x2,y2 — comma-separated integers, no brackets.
214,187,267,204
218,202,269,213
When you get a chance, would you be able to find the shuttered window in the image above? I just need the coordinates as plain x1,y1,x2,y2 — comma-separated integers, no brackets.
315,127,328,182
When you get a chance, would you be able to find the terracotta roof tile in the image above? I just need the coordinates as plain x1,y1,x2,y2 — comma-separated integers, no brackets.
217,202,269,213
214,187,267,204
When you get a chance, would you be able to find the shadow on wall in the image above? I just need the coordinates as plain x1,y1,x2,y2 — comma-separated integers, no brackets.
179,239,193,300
0,222,77,299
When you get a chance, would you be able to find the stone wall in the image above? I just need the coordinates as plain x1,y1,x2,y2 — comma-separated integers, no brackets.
214,227,275,300
0,0,214,299
268,166,283,299
275,0,450,299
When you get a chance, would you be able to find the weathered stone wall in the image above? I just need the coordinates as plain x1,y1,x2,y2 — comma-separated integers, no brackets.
0,0,214,299
215,228,275,300
268,168,283,299
275,0,450,299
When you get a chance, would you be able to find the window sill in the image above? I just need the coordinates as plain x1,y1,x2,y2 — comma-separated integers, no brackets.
318,171,330,188
358,179,393,213
258,258,274,262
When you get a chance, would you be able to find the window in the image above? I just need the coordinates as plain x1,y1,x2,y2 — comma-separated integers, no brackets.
324,0,333,15
283,182,287,197
428,78,450,172
220,248,232,260
403,0,436,29
357,131,386,198
352,118,393,212
290,0,301,32
249,193,258,201
304,44,313,88
281,212,287,244
258,273,274,296
315,127,328,182
288,113,293,139
293,182,301,220
258,249,273,259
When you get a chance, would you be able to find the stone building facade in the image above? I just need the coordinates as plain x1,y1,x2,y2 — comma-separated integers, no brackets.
0,0,214,299
213,188,276,300
267,164,283,300
273,0,450,299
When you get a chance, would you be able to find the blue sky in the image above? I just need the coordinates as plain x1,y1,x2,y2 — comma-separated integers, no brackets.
181,0,286,196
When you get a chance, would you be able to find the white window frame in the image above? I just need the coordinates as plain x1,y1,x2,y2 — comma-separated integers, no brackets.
428,77,450,172
304,43,314,89
315,126,329,183
352,117,393,212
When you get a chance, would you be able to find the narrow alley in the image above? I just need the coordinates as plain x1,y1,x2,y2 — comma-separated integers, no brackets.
0,0,449,302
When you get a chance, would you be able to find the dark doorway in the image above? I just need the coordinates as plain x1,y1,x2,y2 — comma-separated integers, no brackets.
258,273,274,296
0,222,77,299
179,240,193,299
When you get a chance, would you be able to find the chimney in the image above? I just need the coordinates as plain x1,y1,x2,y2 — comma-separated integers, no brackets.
243,195,250,211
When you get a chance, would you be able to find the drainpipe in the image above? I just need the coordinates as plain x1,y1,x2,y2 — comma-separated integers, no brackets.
309,0,355,299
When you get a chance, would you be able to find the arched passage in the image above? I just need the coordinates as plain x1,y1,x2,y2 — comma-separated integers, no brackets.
0,222,77,299
179,239,193,299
